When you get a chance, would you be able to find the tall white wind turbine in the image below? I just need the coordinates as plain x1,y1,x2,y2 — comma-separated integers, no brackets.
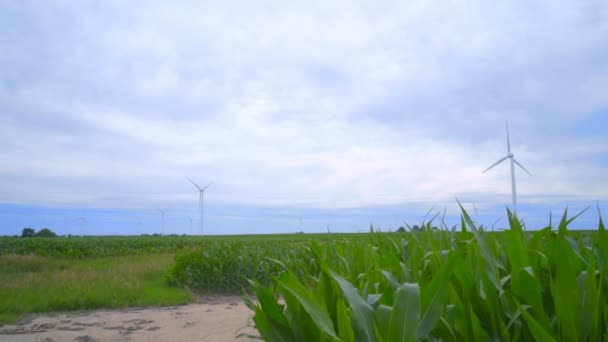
188,178,213,235
482,122,532,216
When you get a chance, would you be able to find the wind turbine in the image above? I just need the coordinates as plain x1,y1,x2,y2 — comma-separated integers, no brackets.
187,178,213,235
78,217,86,236
483,122,531,216
157,208,166,235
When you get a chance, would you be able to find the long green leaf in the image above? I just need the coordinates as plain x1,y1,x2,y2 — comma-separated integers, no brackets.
516,299,557,342
375,304,392,340
552,233,579,341
388,283,420,342
325,268,376,342
417,251,455,339
337,297,355,341
276,272,340,341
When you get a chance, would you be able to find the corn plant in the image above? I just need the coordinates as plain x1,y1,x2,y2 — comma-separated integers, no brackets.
168,240,315,292
245,207,608,341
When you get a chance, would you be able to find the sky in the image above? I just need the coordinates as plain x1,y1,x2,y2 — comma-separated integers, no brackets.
1,0,607,235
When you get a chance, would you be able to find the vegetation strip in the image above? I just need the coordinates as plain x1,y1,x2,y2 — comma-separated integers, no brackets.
243,208,608,341
2,208,607,341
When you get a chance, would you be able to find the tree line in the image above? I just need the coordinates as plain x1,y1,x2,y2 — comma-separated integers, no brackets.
21,227,57,238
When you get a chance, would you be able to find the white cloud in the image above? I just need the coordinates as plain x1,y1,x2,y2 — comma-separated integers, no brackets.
0,0,607,211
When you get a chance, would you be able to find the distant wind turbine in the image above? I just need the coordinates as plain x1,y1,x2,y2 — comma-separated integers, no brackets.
157,208,166,234
187,178,213,235
483,122,531,216
78,217,86,236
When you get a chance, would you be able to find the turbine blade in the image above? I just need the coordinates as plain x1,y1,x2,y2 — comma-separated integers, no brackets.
202,182,214,191
187,177,203,191
506,121,511,154
482,156,509,173
513,159,532,175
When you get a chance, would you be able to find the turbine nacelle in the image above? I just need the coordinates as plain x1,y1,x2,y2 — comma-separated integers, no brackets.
188,177,213,193
187,177,213,235
482,121,531,216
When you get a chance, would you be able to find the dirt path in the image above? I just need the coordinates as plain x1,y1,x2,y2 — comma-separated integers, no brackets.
0,296,257,342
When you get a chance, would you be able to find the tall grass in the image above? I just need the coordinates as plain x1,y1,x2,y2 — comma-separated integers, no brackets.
0,254,192,324
244,207,608,341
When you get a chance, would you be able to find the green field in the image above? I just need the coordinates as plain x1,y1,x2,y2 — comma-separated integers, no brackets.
0,254,192,323
0,231,367,324
1,208,607,341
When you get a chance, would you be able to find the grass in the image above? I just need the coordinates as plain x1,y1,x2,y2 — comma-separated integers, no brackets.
0,253,192,324
0,232,368,325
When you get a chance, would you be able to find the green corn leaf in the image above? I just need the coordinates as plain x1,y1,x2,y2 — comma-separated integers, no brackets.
552,233,580,341
578,261,600,341
325,267,376,342
381,270,400,290
557,207,588,235
597,206,608,271
503,229,528,279
337,297,355,341
458,202,504,294
276,272,340,341
417,251,455,339
513,266,550,330
281,287,317,341
375,304,392,340
250,307,291,342
506,207,522,233
388,283,420,342
248,281,286,324
366,294,383,308
515,299,557,342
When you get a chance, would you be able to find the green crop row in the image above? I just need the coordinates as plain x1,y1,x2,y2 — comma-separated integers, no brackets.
243,207,608,341
0,235,211,258
167,240,316,292
0,233,365,258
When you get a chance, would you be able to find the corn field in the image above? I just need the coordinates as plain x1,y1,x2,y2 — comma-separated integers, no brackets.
3,206,606,340
242,207,608,341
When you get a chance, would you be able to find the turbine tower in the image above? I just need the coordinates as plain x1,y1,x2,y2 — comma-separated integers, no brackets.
78,216,86,236
187,178,213,235
157,208,166,235
483,122,531,216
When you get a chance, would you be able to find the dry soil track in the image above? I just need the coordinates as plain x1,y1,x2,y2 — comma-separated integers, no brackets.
0,295,256,342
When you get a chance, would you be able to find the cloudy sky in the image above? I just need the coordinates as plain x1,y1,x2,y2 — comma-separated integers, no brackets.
1,0,607,235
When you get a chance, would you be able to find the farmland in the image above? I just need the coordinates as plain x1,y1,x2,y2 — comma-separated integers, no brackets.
243,208,608,341
0,231,365,324
1,208,607,341
0,233,364,258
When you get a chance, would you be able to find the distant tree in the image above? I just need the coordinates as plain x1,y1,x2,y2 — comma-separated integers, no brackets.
397,226,406,233
35,228,57,237
411,225,421,231
21,228,36,238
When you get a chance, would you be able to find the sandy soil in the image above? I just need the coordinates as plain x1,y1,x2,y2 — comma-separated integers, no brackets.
0,296,258,342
